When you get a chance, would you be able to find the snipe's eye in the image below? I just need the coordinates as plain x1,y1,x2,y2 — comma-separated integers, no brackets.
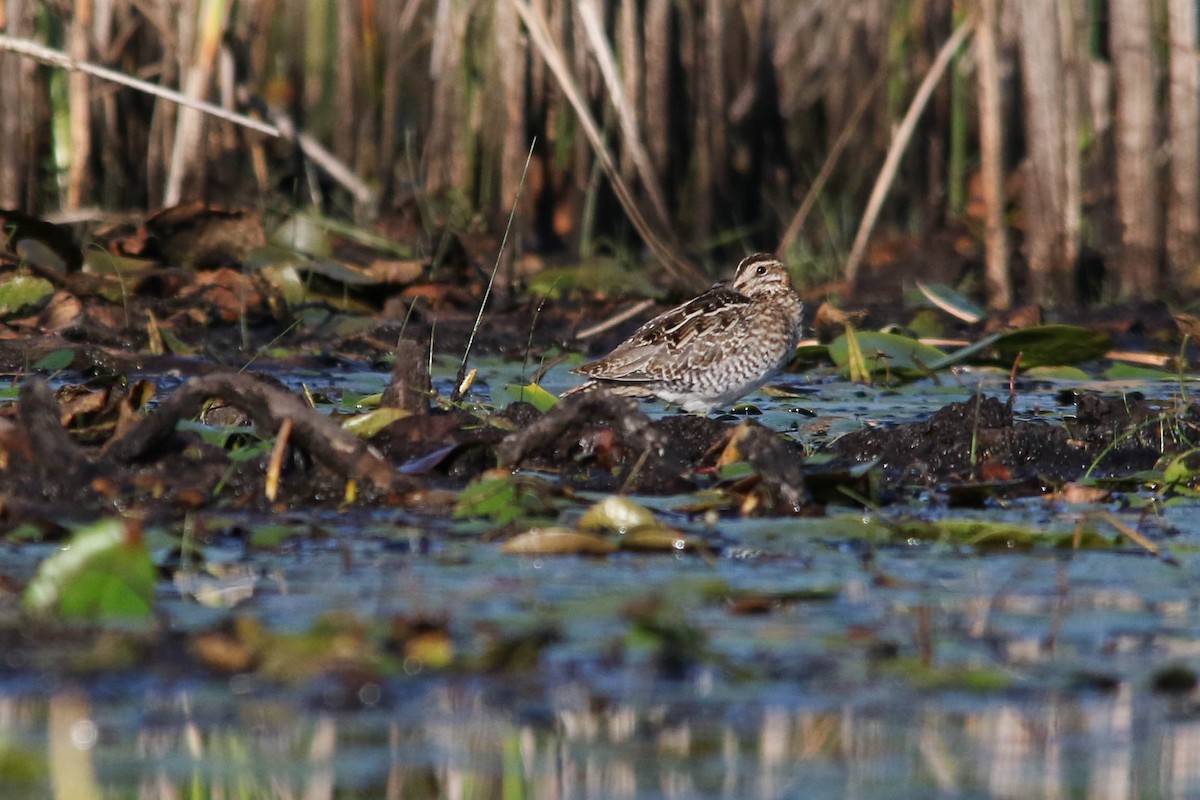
755,264,767,276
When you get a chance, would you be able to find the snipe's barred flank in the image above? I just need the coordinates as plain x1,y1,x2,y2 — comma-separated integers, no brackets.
565,253,804,414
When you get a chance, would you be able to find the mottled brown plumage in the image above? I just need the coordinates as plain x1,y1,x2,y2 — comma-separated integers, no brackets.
567,253,803,413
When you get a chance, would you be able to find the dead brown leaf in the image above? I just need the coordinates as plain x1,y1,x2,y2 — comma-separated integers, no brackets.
36,291,83,332
368,258,424,284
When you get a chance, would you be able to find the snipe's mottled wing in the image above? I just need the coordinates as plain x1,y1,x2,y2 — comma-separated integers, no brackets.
573,284,751,382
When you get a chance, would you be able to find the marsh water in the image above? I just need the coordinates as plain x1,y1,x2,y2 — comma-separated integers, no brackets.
3,359,1200,799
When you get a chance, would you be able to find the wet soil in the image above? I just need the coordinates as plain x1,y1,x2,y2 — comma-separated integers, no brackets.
2,353,1195,536
1,204,1196,531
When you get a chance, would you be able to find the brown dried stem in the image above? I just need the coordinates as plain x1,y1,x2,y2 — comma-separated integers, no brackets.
0,32,376,209
511,0,706,291
975,0,1011,310
843,15,976,290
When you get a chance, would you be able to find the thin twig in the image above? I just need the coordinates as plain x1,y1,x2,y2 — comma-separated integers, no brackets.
522,278,561,384
843,16,976,288
452,138,537,402
0,33,376,209
576,298,656,340
1008,352,1022,408
284,120,378,208
0,32,277,136
1097,511,1173,563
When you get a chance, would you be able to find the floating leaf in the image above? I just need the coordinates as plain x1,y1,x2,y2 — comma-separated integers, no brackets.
270,213,333,257
83,249,157,275
893,518,1037,549
925,333,1004,370
729,402,762,415
501,528,616,556
1151,663,1198,694
760,384,811,399
454,471,556,525
792,343,831,362
578,496,659,533
2,209,82,271
24,518,156,621
248,523,301,550
0,274,54,317
888,659,1015,692
716,460,756,481
32,348,75,372
403,627,454,668
889,518,1106,551
1162,448,1200,487
619,529,704,553
829,330,946,376
258,264,309,304
226,439,274,462
991,325,1113,368
1102,363,1174,381
500,383,558,412
342,407,412,438
1024,365,1091,381
906,308,945,339
916,281,985,323
300,258,378,286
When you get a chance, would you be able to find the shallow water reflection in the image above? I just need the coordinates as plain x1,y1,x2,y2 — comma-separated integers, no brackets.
4,678,1199,799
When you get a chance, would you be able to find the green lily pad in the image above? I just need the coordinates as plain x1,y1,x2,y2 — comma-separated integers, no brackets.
716,460,756,481
1102,362,1175,380
24,518,156,621
828,330,947,375
83,249,157,275
32,348,74,371
992,325,1113,368
454,472,557,526
916,281,985,323
0,274,54,317
500,383,559,412
1024,365,1092,380
1162,448,1200,486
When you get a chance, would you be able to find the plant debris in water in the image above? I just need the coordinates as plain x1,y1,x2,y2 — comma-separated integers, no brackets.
3,207,1200,795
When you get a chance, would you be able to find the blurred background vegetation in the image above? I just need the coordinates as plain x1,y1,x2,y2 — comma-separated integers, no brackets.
0,0,1196,308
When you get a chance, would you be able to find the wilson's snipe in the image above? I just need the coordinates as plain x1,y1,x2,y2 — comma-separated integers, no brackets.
567,253,803,414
